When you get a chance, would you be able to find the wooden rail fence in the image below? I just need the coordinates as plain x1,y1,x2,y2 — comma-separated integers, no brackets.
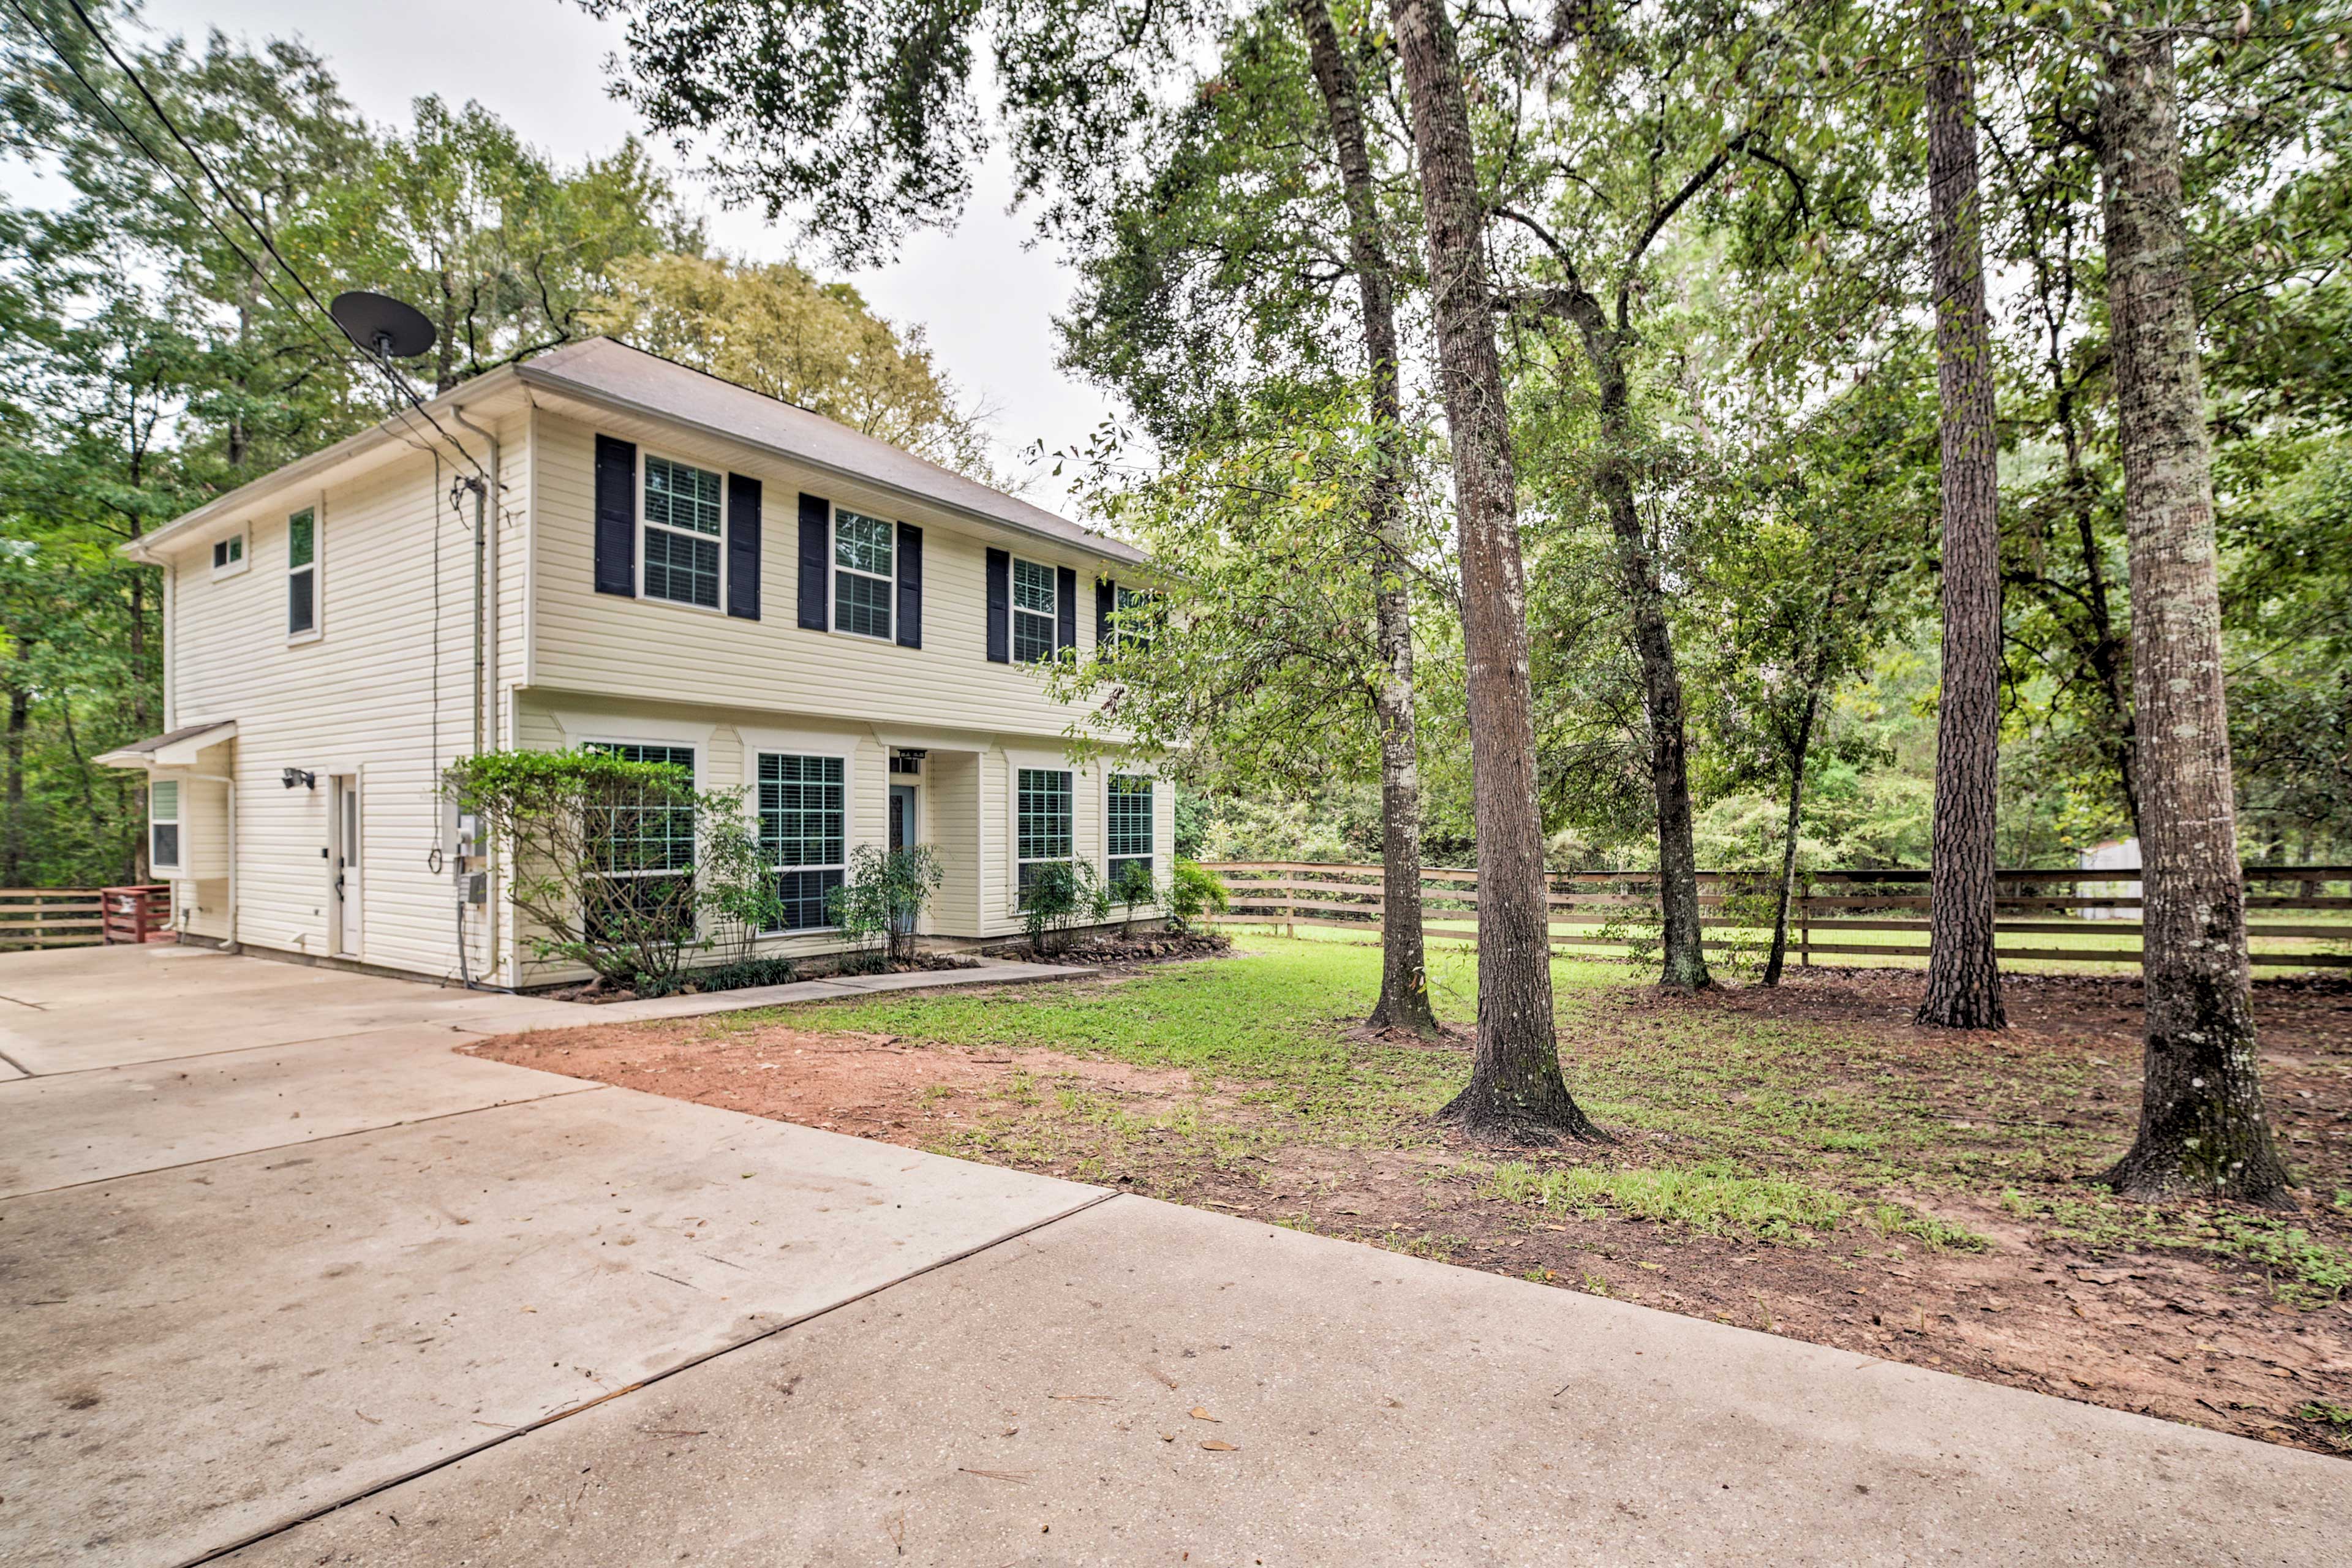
1203,862,2352,971
0,886,174,952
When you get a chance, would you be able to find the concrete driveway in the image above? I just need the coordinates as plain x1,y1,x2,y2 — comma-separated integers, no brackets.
2,946,2345,1566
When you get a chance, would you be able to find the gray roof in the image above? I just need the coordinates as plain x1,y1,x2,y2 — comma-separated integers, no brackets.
519,338,1146,568
107,721,236,756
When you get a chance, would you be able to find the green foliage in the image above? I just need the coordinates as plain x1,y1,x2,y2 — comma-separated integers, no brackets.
1480,1158,1986,1250
1166,858,1229,932
1017,857,1110,956
1108,857,1158,933
442,748,771,989
829,843,946,967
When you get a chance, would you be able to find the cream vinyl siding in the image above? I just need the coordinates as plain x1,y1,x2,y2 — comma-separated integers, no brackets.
162,407,531,979
529,410,1109,737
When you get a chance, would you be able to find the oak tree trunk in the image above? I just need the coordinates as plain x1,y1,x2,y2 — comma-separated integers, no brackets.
1592,345,1709,990
1917,0,2007,1030
1297,0,1439,1036
2096,27,2290,1205
1388,0,1597,1141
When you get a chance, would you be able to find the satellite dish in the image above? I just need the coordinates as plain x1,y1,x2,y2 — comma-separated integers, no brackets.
330,290,436,361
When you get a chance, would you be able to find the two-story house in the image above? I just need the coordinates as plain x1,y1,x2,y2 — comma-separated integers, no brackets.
98,337,1167,987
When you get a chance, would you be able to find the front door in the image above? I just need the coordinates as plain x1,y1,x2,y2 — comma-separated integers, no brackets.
889,784,918,852
331,774,361,956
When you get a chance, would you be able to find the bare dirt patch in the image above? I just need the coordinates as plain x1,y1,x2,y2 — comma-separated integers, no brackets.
464,965,2352,1458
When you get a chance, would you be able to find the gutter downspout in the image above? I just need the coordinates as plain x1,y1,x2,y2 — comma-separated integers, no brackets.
451,406,502,985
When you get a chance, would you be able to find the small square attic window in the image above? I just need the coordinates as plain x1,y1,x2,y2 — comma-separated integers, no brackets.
211,532,247,576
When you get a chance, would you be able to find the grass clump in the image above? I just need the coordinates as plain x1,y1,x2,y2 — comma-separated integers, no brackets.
1480,1158,1986,1250
2002,1189,2352,1308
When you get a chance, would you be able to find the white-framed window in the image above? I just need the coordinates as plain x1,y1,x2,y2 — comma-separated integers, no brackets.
287,506,318,638
1016,767,1074,897
642,453,724,609
1012,557,1057,662
758,753,846,931
149,778,181,872
211,529,247,578
832,510,894,640
1107,775,1153,893
1112,584,1153,651
581,742,698,941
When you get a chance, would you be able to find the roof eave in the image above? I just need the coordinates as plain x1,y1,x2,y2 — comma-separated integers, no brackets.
122,367,527,564
514,360,1147,569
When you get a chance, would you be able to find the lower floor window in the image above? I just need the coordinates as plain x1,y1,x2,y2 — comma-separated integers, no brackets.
1107,774,1153,894
584,743,696,943
149,778,181,872
1017,767,1074,897
760,753,845,930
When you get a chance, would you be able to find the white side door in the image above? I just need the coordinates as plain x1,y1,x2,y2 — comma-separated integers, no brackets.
331,774,362,956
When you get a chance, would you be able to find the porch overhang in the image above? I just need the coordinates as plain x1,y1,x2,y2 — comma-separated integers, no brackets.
95,720,239,772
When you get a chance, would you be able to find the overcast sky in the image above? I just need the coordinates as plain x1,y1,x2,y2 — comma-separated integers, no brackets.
122,0,1115,514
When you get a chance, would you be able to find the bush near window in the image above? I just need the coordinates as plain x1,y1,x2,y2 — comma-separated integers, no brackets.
442,748,782,990
1167,858,1230,932
1109,858,1159,934
829,843,946,968
1019,857,1112,956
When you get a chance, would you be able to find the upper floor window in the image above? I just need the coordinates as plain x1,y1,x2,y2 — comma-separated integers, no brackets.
1112,584,1153,652
149,778,181,872
287,507,318,638
833,510,894,640
1012,559,1057,663
211,530,246,578
643,455,723,609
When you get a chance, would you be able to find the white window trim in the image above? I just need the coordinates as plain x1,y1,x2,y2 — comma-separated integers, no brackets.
1011,556,1058,663
149,776,182,873
578,740,703,939
1106,773,1155,886
1012,764,1076,907
637,448,728,614
829,507,897,643
286,499,323,645
753,747,853,935
210,527,249,579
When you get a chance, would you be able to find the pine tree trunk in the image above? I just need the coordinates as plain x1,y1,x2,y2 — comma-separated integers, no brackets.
4,680,26,887
1297,0,1438,1036
2096,27,2290,1205
1388,0,1597,1142
1916,0,2007,1030
1592,344,1709,990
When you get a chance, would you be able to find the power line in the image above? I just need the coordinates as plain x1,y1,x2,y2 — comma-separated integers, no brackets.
48,0,491,486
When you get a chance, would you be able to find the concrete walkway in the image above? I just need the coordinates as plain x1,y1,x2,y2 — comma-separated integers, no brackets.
1,946,2343,1567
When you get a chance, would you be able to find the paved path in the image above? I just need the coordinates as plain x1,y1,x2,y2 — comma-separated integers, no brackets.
1,946,2343,1567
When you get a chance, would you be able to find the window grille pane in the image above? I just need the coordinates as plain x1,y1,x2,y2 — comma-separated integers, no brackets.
288,509,315,567
1110,856,1152,892
1107,776,1153,858
758,754,845,869
644,456,722,536
1017,769,1073,861
772,868,845,930
151,823,179,869
835,569,892,639
288,568,315,633
1013,610,1056,663
644,527,721,608
583,745,697,875
151,779,179,818
834,511,894,576
1012,558,1055,613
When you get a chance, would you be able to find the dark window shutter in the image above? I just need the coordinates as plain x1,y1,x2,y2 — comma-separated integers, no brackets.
985,548,1010,663
726,473,762,620
1056,565,1078,654
895,522,922,648
1096,576,1115,647
593,434,637,597
797,493,829,630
